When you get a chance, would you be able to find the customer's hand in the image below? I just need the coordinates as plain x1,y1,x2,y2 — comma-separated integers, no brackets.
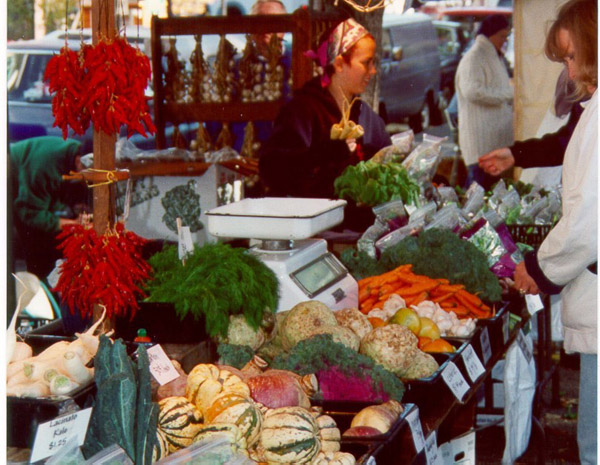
478,147,515,176
513,261,540,296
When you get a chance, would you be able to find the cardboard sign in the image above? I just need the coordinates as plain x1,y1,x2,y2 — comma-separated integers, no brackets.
441,361,469,402
177,218,194,262
461,344,485,382
147,344,180,385
407,406,426,453
480,327,492,364
503,311,510,344
517,330,534,364
30,408,93,463
424,431,440,465
525,294,544,315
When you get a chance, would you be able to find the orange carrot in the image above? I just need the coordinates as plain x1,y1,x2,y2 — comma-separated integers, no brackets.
431,292,455,303
404,291,429,306
397,280,439,296
359,286,371,302
456,289,483,307
448,305,470,317
437,283,465,293
436,278,450,285
440,300,458,309
361,296,378,311
454,292,483,313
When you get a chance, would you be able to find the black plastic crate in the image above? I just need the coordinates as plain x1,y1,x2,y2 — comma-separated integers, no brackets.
7,382,96,448
330,404,417,465
507,224,552,248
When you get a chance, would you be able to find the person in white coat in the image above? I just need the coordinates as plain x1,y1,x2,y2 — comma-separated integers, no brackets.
512,1,597,463
455,14,513,189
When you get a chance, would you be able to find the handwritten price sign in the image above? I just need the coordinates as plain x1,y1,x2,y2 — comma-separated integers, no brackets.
30,408,92,463
441,361,469,402
147,344,180,385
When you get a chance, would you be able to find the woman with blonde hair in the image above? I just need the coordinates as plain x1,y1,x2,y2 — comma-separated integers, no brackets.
511,0,597,462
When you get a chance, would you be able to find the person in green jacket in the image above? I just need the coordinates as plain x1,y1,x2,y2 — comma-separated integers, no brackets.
10,136,87,280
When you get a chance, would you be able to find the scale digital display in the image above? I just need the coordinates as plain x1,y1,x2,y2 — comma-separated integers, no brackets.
290,253,347,298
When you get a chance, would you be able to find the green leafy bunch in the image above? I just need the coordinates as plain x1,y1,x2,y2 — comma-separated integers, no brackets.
341,228,502,302
334,160,420,207
272,334,405,402
217,343,255,369
145,243,279,337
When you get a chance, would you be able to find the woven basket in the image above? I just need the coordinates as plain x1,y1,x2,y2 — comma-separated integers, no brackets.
507,224,553,248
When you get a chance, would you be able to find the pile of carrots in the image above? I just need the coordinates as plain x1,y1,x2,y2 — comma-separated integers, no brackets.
358,264,494,319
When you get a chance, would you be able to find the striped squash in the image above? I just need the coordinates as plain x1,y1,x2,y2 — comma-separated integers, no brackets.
259,406,321,464
158,396,204,453
316,414,341,453
193,422,247,452
152,428,170,462
186,364,250,417
312,451,356,465
205,392,263,447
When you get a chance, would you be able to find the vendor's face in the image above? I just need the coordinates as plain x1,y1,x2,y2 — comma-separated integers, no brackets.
338,36,376,96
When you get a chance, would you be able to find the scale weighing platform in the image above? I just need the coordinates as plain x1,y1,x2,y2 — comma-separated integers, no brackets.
206,198,358,312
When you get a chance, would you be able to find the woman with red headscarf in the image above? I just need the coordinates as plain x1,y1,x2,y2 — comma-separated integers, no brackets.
259,17,391,198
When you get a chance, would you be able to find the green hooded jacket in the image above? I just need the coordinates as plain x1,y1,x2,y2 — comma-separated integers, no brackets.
10,136,82,234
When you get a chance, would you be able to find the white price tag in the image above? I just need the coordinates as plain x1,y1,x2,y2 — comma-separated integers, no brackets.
405,204,418,215
441,361,469,402
177,218,194,261
406,406,425,453
365,456,377,465
503,311,510,344
148,344,180,385
516,330,534,364
30,408,93,463
424,431,440,465
461,344,485,382
122,175,132,223
525,294,544,315
480,327,492,364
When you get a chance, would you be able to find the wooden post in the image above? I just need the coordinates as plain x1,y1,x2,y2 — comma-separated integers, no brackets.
91,0,117,329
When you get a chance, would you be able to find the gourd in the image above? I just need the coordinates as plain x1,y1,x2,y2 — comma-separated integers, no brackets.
316,414,341,453
350,400,404,434
259,406,321,464
193,422,247,453
152,428,170,462
280,301,338,350
204,392,263,447
312,451,356,465
158,396,204,453
246,369,318,410
186,363,250,417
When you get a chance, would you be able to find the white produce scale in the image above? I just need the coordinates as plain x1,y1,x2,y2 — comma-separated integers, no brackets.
206,198,358,312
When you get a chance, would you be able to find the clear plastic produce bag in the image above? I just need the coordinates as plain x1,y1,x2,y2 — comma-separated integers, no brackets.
401,133,446,184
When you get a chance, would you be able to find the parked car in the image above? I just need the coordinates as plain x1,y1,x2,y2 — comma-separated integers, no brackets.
436,6,512,40
379,11,443,133
433,19,468,108
204,0,306,16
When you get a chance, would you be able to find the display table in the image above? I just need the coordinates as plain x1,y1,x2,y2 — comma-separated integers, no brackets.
7,298,533,464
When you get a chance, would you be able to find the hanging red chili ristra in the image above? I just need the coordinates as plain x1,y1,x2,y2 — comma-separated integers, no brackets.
44,45,90,138
53,223,152,320
82,35,155,138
